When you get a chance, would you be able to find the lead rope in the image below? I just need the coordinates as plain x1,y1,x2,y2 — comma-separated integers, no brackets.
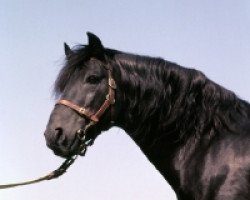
0,155,78,189
0,121,95,189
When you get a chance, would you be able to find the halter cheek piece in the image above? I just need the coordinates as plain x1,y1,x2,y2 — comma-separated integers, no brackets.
0,60,116,189
56,60,116,155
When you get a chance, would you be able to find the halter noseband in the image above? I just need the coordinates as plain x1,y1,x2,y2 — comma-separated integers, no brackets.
56,60,116,155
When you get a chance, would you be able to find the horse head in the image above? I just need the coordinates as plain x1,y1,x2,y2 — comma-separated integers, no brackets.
44,33,117,158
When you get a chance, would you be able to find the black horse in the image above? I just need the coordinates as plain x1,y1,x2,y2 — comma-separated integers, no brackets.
44,32,250,200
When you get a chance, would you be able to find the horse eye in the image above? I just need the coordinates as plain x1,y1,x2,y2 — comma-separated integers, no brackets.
86,75,101,84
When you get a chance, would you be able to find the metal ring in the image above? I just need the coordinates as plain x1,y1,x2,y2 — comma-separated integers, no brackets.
79,144,87,156
76,129,85,141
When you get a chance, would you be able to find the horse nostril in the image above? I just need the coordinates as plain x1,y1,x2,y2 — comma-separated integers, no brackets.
55,128,63,140
55,128,68,147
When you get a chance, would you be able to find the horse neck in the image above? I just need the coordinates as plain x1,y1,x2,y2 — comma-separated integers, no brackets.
110,54,250,190
110,55,192,187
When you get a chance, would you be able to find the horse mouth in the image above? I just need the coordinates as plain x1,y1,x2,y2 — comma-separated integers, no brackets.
49,130,96,158
45,124,98,159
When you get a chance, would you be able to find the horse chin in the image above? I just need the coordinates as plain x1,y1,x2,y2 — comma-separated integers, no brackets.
52,147,77,159
50,137,81,158
52,148,73,159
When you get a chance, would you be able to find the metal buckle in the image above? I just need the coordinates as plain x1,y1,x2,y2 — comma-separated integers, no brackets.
106,94,115,104
109,78,116,89
79,107,86,114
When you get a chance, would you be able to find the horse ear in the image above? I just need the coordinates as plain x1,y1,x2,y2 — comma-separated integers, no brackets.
64,42,72,59
86,32,105,60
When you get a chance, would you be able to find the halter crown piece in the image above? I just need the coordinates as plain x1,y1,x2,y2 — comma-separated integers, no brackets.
0,60,116,189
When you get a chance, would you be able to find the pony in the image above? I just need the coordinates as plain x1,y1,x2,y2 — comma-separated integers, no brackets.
44,32,250,200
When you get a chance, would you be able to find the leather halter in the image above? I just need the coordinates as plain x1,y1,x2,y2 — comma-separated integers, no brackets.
56,61,116,124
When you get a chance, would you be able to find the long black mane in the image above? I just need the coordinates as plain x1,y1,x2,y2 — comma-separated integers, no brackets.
109,52,249,144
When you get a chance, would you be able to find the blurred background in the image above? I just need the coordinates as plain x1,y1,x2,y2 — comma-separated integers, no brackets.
0,1,249,199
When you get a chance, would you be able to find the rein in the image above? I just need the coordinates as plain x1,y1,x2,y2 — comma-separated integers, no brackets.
0,60,116,189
